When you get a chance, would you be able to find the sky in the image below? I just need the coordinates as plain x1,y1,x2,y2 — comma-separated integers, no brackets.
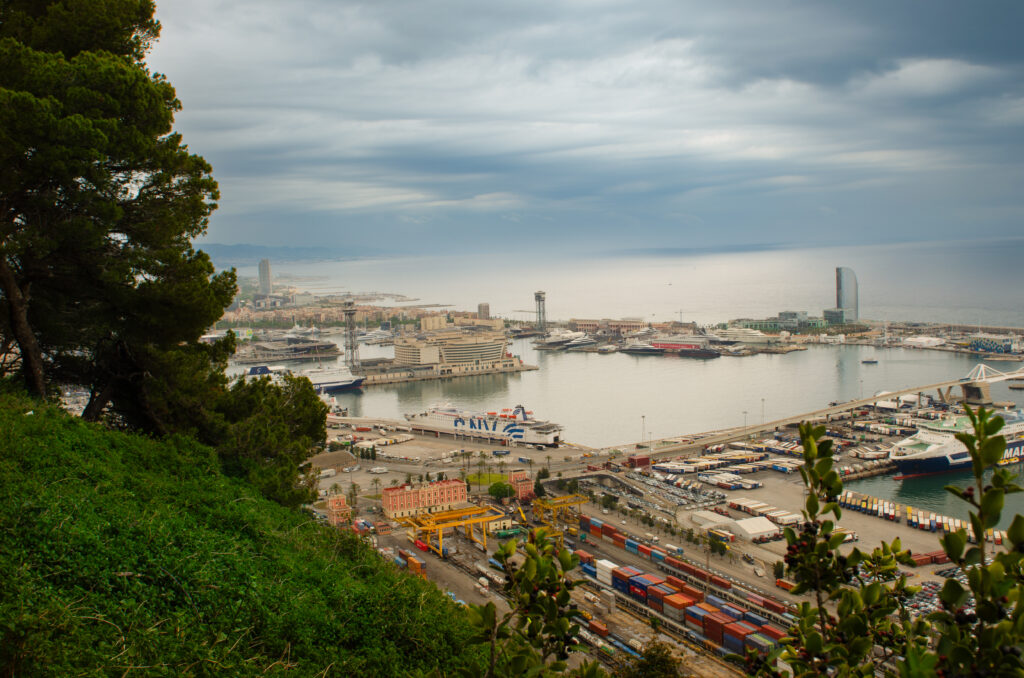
147,1,1024,257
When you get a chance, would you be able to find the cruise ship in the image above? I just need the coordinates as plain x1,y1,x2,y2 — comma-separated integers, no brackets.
300,364,365,393
245,363,364,393
889,410,1024,479
404,405,562,446
711,328,779,345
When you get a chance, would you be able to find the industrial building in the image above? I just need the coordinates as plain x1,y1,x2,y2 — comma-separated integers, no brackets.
393,330,508,366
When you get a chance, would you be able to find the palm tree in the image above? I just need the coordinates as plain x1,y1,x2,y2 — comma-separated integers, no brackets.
476,460,485,490
527,458,534,476
497,460,507,481
545,454,551,470
371,477,381,497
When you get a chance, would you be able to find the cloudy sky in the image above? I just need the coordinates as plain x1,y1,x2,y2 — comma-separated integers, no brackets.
148,1,1024,256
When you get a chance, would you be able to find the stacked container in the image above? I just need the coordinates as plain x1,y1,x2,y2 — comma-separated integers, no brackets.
723,621,758,653
684,605,710,634
574,549,594,565
595,559,617,586
745,633,776,655
662,594,695,622
625,538,639,555
646,584,676,613
612,566,641,593
703,612,733,646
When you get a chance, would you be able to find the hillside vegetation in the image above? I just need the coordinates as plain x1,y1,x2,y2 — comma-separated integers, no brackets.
0,393,484,676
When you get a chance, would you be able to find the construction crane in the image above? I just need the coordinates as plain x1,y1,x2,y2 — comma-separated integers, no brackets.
531,494,587,547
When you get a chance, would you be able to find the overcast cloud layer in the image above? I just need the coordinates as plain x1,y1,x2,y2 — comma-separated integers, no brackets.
147,1,1024,255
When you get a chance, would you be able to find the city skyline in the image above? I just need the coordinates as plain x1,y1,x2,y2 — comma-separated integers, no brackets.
148,2,1024,256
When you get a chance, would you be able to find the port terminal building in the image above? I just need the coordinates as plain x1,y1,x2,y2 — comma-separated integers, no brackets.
383,479,469,519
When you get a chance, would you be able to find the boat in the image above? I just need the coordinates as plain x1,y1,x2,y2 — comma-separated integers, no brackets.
889,409,1024,479
533,329,586,349
300,364,365,393
650,335,721,359
620,341,665,356
564,335,598,349
861,359,878,364
710,327,779,345
246,363,364,393
404,404,562,446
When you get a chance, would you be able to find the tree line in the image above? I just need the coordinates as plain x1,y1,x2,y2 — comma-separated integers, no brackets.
0,0,325,507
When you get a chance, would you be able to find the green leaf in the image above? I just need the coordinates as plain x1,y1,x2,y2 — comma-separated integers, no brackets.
939,578,967,609
981,488,1005,528
805,492,819,517
1007,514,1024,546
941,531,966,562
980,437,1007,467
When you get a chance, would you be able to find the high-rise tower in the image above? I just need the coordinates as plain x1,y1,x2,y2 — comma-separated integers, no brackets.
836,267,858,322
258,258,272,295
534,291,546,331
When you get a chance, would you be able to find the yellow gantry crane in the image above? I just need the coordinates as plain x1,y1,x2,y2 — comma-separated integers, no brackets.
397,505,507,558
531,494,587,547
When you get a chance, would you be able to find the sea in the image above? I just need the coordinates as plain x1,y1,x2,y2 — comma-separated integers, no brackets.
228,239,1024,526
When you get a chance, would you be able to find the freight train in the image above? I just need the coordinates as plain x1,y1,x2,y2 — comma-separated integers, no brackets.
574,514,793,659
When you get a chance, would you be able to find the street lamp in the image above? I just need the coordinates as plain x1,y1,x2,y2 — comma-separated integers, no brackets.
761,398,765,426
743,410,748,429
641,415,646,447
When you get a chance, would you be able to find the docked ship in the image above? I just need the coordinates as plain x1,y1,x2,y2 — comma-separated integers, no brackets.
404,405,562,446
709,328,779,345
245,364,364,393
650,335,721,359
300,364,365,393
620,341,665,356
533,329,586,349
889,410,1024,479
564,334,598,349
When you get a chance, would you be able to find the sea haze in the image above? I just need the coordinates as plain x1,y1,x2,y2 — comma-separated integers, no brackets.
230,239,1024,327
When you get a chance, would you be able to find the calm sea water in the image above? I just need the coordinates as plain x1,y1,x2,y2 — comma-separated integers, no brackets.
238,239,1024,327
231,241,1024,522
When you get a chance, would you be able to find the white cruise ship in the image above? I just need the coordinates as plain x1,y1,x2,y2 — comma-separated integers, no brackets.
712,328,779,345
404,405,562,446
889,409,1024,479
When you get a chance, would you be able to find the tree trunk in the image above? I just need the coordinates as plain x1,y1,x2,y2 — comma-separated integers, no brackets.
82,381,114,421
0,257,46,397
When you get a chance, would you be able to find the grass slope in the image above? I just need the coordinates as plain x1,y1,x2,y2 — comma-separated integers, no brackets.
0,393,484,676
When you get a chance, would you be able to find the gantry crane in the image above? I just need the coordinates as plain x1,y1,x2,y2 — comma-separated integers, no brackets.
397,505,507,558
531,494,587,547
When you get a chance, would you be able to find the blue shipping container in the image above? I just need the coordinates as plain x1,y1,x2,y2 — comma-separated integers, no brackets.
625,543,639,555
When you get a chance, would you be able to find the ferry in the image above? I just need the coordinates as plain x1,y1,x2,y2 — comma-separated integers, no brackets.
404,404,562,446
299,364,365,393
246,364,364,393
889,409,1024,479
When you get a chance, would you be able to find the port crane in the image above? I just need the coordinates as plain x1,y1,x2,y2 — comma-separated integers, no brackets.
397,505,506,558
531,494,588,547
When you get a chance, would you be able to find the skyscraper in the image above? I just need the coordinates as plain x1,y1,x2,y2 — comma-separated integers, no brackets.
258,258,272,295
836,266,858,322
477,302,490,320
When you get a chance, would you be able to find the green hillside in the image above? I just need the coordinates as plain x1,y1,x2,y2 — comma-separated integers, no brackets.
0,392,484,676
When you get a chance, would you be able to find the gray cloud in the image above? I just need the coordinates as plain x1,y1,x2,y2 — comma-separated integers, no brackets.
147,1,1024,254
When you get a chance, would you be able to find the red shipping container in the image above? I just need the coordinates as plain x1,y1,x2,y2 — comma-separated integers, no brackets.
612,534,626,546
590,525,602,536
588,620,609,637
664,593,695,610
759,624,786,641
648,599,663,613
414,539,429,552
664,555,682,570
764,599,786,614
602,524,616,536
665,575,685,591
574,549,594,565
681,584,704,602
710,575,732,590
703,612,732,645
692,567,710,582
629,585,646,600
697,603,717,613
638,545,652,557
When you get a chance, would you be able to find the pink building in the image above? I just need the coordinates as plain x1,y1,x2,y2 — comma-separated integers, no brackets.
326,495,352,526
507,470,534,502
382,479,469,519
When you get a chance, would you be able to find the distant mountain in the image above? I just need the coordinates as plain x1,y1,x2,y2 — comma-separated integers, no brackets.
197,244,361,268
